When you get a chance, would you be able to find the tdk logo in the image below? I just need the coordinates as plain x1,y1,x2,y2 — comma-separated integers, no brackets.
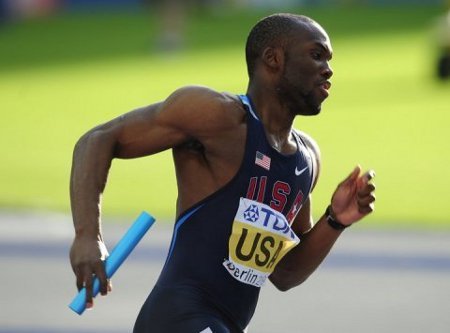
243,204,259,222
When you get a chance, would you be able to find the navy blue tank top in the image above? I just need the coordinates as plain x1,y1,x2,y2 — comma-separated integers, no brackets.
155,95,315,330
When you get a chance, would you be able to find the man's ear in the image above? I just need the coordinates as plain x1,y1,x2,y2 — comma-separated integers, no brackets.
261,46,284,72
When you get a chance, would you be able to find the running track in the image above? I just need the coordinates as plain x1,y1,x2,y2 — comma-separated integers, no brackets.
1,211,449,333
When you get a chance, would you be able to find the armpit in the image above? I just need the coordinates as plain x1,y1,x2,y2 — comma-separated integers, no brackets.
176,138,205,153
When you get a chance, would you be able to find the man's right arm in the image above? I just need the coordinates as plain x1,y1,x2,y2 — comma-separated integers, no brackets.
69,101,187,308
69,85,236,308
69,91,189,308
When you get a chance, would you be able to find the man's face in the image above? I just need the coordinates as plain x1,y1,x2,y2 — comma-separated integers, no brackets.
277,23,333,116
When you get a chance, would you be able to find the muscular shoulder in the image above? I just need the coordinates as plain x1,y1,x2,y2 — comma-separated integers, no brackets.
294,129,321,190
163,85,245,134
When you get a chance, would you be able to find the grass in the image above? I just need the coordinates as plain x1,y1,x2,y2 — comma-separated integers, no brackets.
0,5,449,229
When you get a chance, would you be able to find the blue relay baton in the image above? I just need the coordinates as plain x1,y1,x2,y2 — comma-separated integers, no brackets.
69,211,156,315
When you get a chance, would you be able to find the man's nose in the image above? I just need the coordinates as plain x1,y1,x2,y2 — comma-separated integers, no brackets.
322,64,333,79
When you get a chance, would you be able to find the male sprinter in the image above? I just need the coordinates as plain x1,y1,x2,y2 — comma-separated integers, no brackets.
70,13,376,332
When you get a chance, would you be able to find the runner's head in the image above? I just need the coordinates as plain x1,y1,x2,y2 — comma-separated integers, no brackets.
245,13,333,115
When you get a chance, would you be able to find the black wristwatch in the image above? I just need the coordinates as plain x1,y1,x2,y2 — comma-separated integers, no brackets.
325,205,349,230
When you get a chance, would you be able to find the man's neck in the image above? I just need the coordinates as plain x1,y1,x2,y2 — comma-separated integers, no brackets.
246,86,297,155
246,86,295,131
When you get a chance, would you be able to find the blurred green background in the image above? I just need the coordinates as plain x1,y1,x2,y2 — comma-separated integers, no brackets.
0,0,449,229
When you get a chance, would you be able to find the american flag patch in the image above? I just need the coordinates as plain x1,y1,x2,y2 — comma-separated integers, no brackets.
255,151,271,170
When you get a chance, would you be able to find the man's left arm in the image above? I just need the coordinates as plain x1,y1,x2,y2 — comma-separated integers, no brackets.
269,166,376,291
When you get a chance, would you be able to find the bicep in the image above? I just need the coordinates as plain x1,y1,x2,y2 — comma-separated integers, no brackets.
106,87,212,158
111,102,189,159
87,86,231,159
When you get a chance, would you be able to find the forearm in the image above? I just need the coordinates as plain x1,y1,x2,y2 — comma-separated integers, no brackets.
70,129,116,238
270,213,343,291
270,166,376,291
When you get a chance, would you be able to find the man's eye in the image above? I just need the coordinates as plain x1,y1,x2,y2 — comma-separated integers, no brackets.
311,52,321,60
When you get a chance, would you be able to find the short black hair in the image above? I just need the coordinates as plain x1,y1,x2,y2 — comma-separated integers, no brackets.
245,13,315,78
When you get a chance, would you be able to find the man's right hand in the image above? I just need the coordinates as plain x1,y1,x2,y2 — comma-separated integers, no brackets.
70,236,111,308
